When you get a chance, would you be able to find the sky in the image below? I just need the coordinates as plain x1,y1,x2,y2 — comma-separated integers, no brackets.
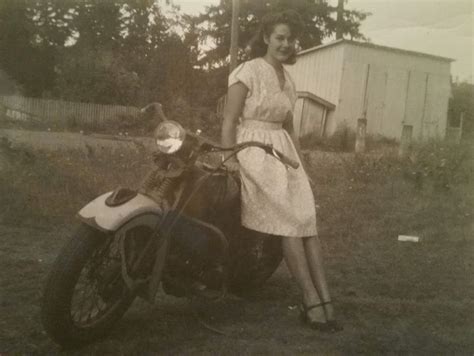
174,0,473,82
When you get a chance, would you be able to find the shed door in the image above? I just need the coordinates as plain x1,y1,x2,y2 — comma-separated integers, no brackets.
382,69,409,139
403,70,427,139
422,73,450,139
365,64,388,136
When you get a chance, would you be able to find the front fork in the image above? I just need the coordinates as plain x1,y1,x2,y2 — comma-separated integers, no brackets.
125,163,186,302
135,160,230,301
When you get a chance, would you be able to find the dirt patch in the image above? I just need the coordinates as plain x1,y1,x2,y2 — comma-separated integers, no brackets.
0,128,155,154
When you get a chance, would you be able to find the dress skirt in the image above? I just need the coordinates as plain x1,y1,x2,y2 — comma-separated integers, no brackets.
236,119,317,238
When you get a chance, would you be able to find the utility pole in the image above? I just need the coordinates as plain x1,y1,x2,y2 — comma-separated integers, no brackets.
336,0,344,39
229,0,240,73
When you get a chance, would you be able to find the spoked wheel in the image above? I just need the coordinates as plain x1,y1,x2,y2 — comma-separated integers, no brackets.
41,222,156,348
229,231,283,294
69,232,128,328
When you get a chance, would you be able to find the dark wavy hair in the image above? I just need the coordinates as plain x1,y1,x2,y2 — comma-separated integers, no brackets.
245,10,304,65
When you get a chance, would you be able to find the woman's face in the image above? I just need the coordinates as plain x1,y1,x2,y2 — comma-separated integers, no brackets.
264,23,295,63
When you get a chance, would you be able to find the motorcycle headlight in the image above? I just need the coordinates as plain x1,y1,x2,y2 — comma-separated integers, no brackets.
154,121,186,154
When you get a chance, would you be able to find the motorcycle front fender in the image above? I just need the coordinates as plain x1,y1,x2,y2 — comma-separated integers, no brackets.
77,191,162,233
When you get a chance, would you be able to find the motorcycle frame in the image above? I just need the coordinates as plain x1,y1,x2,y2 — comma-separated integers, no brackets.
142,167,231,302
78,155,232,303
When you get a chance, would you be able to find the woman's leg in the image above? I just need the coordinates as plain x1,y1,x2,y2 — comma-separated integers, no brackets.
303,235,335,320
281,237,325,322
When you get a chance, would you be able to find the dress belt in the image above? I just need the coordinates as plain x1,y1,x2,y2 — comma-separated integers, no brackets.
240,119,283,130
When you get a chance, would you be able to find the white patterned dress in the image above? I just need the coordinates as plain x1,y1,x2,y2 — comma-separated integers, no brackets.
229,57,317,238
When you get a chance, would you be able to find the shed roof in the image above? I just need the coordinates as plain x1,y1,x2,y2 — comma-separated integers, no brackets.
297,91,336,110
297,39,454,63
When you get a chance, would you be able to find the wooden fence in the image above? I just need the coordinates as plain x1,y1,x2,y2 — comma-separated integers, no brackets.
0,95,139,129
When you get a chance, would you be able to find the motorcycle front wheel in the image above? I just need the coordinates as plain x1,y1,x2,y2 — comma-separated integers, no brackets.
41,223,146,348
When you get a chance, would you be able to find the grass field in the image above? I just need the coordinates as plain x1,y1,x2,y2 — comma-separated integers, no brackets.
0,135,473,354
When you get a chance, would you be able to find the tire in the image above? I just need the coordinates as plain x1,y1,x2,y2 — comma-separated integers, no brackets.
41,223,136,348
229,232,283,294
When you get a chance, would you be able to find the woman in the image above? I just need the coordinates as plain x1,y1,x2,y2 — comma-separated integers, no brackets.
221,10,341,332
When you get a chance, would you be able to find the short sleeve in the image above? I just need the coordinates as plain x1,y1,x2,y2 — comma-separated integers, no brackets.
228,61,253,96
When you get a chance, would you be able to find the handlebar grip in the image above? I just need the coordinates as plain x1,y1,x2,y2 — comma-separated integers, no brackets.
272,148,300,169
223,141,300,169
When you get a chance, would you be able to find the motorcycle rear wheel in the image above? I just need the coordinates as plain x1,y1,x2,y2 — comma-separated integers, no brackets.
41,223,137,348
229,232,283,294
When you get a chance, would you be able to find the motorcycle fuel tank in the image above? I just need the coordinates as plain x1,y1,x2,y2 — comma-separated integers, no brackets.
182,167,240,227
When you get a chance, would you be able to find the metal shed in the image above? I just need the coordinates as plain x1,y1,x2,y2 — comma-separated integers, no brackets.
286,39,453,140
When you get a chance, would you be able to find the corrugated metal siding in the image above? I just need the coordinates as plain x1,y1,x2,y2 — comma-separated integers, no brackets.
286,45,344,105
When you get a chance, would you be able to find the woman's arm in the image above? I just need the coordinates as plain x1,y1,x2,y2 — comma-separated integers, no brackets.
221,82,248,161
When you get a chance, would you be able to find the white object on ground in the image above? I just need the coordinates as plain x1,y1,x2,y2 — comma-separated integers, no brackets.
398,235,420,242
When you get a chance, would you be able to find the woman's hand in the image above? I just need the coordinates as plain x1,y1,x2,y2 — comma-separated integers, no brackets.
283,112,314,187
222,154,240,172
224,159,240,172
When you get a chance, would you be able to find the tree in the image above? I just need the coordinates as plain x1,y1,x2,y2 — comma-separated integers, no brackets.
0,0,200,106
189,0,369,104
0,0,84,96
449,81,474,139
0,0,52,96
195,0,369,68
53,47,140,105
70,1,123,49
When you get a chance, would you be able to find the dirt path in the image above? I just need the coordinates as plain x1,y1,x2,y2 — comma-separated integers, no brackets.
0,128,155,154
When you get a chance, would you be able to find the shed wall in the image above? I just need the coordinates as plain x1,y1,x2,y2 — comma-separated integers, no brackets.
343,44,451,75
335,43,451,139
286,45,344,105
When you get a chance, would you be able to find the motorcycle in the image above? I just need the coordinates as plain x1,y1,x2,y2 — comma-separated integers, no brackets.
41,103,299,347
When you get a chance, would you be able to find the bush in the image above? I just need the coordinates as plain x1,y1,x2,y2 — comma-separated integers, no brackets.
307,137,472,194
300,125,397,153
403,140,472,191
301,124,355,152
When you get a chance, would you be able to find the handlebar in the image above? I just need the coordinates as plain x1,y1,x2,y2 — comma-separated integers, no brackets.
141,102,299,170
140,102,168,122
201,140,300,170
237,141,300,170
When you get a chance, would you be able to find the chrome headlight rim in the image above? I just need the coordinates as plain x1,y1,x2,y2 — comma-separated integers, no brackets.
154,120,186,154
